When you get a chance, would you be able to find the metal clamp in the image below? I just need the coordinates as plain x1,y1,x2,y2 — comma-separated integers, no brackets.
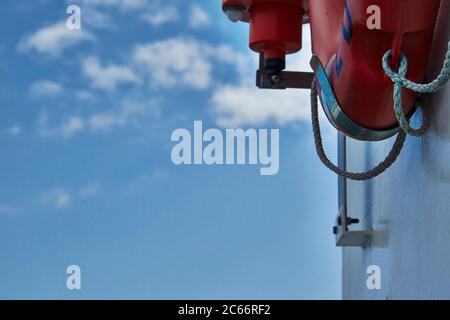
333,133,372,247
310,55,400,142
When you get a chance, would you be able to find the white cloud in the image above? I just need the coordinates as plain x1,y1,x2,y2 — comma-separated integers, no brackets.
132,38,249,90
18,22,94,57
151,168,168,180
189,4,210,29
79,181,101,198
79,0,149,11
208,44,255,81
89,98,159,131
61,116,85,138
82,7,114,29
7,126,22,136
128,169,169,191
75,90,95,101
42,188,71,209
141,5,178,26
39,114,85,139
41,182,101,210
88,113,124,131
83,56,141,91
0,205,16,215
29,80,63,97
212,85,311,127
133,38,211,90
75,0,160,28
38,96,159,139
38,114,51,137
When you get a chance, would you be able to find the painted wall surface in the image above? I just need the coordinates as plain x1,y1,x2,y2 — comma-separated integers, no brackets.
343,1,450,299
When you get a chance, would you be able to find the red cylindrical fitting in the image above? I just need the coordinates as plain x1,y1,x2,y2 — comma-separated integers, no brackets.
249,1,304,61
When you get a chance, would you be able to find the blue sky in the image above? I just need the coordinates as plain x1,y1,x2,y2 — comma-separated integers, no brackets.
0,0,341,299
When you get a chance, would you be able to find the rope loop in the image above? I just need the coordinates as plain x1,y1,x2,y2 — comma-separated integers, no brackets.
382,41,450,136
383,41,450,94
310,41,450,180
310,78,407,181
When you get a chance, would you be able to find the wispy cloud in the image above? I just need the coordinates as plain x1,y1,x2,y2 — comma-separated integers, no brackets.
212,85,312,127
38,97,159,139
88,98,159,131
132,38,249,90
6,125,22,136
40,182,101,210
76,0,162,29
189,4,210,29
128,169,169,192
79,181,101,198
82,7,114,29
18,22,94,57
29,80,63,98
0,205,17,215
60,116,85,138
79,0,150,11
39,114,85,139
42,188,72,209
83,56,141,91
133,38,212,90
75,90,96,101
141,5,179,27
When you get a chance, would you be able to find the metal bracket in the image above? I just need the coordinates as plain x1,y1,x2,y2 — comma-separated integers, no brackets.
333,133,372,247
310,55,399,141
256,69,315,90
256,53,314,90
255,54,374,246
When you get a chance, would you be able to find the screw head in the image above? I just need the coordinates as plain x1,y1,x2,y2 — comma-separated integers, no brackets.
271,74,281,85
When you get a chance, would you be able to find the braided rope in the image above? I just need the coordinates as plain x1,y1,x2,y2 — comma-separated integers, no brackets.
310,78,407,181
382,41,450,136
383,42,450,93
310,42,449,180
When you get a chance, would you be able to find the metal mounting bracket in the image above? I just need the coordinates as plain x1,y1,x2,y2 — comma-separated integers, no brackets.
310,55,399,141
256,69,315,90
255,53,372,247
256,53,314,90
333,133,372,247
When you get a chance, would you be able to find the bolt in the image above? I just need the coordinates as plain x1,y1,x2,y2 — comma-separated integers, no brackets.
338,216,359,226
346,217,360,225
271,74,281,85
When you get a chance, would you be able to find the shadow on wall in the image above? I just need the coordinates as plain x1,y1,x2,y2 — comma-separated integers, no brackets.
423,0,450,183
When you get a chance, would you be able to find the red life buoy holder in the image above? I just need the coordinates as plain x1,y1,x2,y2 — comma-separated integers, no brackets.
222,0,441,141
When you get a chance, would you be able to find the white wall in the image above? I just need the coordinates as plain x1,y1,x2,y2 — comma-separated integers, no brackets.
343,1,450,299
